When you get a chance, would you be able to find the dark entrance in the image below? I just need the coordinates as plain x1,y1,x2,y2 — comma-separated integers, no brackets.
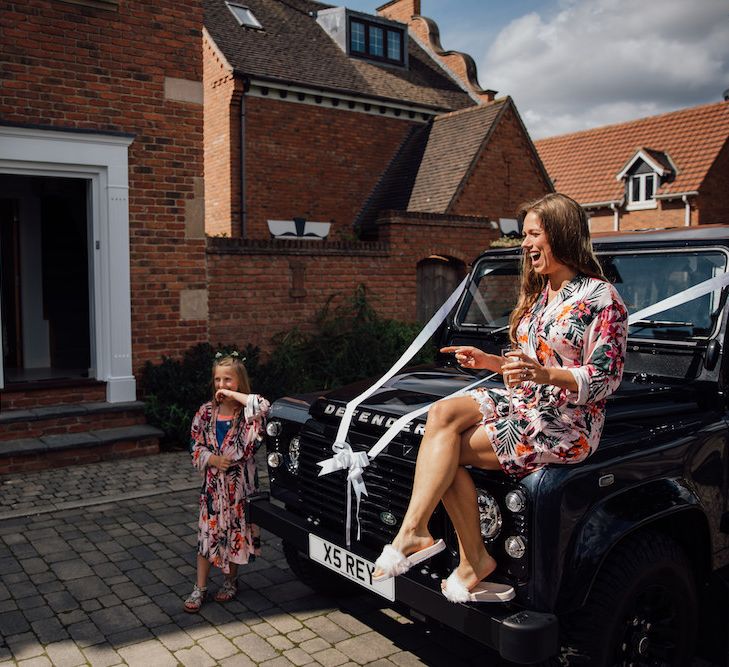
0,174,91,384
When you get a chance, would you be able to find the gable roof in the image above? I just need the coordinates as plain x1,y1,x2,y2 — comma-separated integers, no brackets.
204,0,475,112
356,98,509,227
409,99,507,212
535,101,729,205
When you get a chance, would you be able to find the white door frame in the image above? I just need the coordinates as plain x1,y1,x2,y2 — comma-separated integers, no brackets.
0,125,136,403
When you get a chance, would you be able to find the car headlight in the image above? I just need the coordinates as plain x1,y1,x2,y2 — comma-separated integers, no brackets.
266,420,282,437
504,535,526,559
504,489,527,513
288,436,300,472
476,489,502,541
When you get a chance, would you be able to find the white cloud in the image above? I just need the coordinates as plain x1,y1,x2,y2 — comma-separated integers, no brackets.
481,0,729,138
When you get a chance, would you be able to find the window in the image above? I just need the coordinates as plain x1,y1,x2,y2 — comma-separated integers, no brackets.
225,1,262,29
369,26,384,57
350,20,365,53
348,17,404,65
628,172,657,207
387,30,401,61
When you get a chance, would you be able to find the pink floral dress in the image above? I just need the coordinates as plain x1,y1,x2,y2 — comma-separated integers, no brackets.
470,275,628,477
190,396,270,573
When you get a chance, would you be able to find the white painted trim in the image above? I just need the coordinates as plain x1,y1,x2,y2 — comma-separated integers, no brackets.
654,191,699,200
625,200,658,211
616,149,668,180
246,79,436,121
0,125,136,402
610,202,619,232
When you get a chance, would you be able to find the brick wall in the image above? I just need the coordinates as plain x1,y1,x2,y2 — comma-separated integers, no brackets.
451,105,552,218
1,0,207,375
207,213,498,352
699,139,729,225
377,0,420,23
238,96,419,240
588,199,693,233
203,32,242,237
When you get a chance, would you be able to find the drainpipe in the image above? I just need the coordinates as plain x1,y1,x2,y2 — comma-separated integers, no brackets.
240,81,249,238
611,203,619,232
682,194,690,226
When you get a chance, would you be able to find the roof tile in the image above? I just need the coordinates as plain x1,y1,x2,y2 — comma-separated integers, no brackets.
535,101,729,203
205,0,474,111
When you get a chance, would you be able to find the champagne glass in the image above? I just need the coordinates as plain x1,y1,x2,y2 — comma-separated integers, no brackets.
501,346,516,419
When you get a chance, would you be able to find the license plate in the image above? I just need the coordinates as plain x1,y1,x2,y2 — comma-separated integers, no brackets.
308,534,395,601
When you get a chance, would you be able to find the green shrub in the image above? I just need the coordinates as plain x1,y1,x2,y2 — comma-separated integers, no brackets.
139,342,261,449
140,286,435,447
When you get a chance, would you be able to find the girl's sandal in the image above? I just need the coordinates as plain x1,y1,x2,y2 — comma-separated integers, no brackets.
214,578,238,603
183,585,207,613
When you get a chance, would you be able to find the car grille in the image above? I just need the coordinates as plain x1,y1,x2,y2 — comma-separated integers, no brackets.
298,428,415,550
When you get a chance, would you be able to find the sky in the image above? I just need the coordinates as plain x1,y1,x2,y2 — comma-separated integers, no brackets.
344,0,729,139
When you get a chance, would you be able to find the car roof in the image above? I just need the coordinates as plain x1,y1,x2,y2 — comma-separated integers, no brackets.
480,225,729,260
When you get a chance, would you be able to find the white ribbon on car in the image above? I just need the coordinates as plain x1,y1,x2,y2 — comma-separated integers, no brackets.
318,263,729,546
626,272,729,325
318,272,502,546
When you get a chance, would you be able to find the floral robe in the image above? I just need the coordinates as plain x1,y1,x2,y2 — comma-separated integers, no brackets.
471,275,628,477
190,396,270,573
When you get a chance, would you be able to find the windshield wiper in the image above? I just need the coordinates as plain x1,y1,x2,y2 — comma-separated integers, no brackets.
629,320,694,336
631,320,694,328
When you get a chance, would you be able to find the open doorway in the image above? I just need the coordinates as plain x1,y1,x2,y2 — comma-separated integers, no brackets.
0,174,92,384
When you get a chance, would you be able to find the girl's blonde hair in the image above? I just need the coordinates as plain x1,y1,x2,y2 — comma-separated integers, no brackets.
509,193,605,342
212,355,251,403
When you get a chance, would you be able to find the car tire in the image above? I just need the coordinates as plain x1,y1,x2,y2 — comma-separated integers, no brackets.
282,540,358,597
553,530,698,666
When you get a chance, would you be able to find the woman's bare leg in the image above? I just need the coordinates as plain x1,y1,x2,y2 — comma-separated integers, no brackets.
441,456,498,591
381,396,487,560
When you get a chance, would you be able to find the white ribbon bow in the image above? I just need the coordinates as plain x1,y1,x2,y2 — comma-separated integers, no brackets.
317,442,370,545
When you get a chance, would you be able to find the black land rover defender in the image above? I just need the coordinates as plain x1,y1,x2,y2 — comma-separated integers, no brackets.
249,227,729,666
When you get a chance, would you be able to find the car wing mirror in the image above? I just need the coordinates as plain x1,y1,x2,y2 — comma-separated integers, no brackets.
704,339,721,371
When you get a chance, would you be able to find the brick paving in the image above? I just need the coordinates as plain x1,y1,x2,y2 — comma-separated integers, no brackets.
0,452,721,666
0,452,512,666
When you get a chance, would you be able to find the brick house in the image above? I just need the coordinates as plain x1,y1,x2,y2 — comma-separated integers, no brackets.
0,0,550,472
535,101,729,232
0,0,206,471
203,0,551,349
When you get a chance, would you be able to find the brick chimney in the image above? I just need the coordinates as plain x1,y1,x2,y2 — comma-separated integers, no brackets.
376,0,421,23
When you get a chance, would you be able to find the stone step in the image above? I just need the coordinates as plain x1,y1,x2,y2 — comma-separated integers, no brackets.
0,380,107,410
0,424,164,474
0,401,148,441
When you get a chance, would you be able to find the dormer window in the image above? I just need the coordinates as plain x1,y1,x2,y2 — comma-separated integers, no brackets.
629,171,656,206
225,1,262,29
349,17,404,65
616,148,676,211
317,8,408,68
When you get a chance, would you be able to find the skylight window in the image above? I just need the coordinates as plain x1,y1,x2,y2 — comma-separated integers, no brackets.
226,1,262,29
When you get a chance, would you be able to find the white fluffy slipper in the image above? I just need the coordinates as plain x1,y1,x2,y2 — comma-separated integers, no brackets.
442,570,515,603
372,539,445,582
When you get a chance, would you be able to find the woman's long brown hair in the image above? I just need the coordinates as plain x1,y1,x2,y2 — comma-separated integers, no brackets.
508,193,605,343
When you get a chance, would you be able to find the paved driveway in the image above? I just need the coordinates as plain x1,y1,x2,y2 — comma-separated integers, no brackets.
0,452,720,666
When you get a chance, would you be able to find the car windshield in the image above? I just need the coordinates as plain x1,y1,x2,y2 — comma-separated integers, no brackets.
455,249,728,342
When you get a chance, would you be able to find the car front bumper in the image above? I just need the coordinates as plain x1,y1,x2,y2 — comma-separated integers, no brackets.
248,495,559,664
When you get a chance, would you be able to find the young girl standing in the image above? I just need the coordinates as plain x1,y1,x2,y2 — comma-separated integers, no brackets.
184,352,270,612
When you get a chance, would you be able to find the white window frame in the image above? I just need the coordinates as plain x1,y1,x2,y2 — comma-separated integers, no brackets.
0,125,136,402
626,172,658,210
